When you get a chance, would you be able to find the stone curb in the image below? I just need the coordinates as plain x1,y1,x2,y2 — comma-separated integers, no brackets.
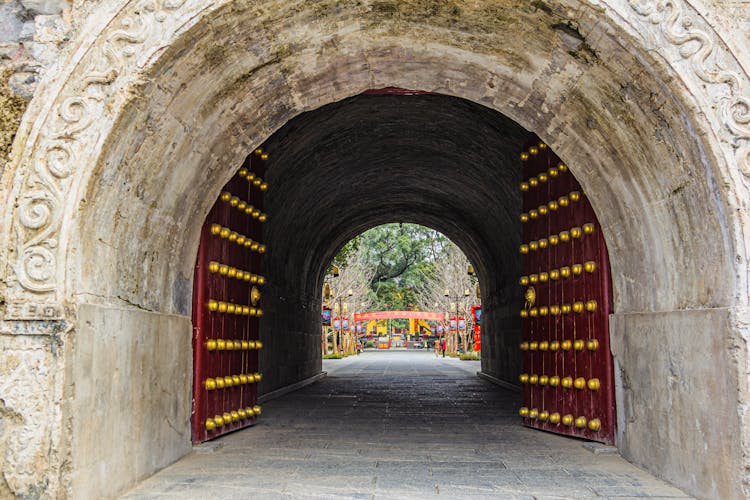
258,371,328,403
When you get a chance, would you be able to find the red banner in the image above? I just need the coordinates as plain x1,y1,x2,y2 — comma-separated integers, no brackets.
354,310,444,322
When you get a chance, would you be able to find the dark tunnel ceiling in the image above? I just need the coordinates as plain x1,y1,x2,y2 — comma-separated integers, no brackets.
261,93,531,306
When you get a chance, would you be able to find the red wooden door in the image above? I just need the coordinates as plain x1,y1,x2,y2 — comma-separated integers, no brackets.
518,139,616,444
191,149,269,443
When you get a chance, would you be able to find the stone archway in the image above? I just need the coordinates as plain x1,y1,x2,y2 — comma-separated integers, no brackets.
1,1,749,498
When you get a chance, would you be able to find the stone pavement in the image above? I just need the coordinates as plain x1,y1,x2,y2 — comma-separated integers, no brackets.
123,351,691,499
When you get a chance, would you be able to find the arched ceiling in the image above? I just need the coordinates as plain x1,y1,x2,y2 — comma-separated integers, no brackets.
65,0,738,318
260,93,529,307
6,2,740,497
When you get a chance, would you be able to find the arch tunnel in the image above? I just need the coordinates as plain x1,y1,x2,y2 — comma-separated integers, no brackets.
4,2,748,497
257,92,528,393
53,83,745,499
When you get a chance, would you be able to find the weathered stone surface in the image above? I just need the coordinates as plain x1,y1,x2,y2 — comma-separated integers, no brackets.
70,304,192,499
0,3,24,44
32,14,65,42
20,0,68,16
8,70,33,97
611,309,744,499
18,19,34,40
0,0,71,99
0,1,748,499
0,322,69,499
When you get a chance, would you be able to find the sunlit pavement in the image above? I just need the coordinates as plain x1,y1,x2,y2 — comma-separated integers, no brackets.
123,351,690,499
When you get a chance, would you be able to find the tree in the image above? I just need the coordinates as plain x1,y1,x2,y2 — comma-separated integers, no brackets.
323,223,479,352
323,246,375,354
357,223,448,310
414,242,479,352
329,236,361,271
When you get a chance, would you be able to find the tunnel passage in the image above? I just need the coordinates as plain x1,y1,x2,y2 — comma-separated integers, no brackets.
3,1,747,497
257,92,530,395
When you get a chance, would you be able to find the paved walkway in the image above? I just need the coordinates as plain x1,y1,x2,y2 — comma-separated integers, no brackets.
123,351,690,499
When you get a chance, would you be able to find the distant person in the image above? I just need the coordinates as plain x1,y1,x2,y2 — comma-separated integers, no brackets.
441,338,446,358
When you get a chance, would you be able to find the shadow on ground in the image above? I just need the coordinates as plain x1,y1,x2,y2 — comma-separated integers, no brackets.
123,351,690,499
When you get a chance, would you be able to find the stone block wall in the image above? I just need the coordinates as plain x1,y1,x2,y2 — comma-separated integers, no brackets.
0,0,70,170
0,0,71,98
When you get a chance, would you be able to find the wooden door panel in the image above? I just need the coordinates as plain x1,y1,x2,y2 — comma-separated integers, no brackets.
191,149,269,443
518,139,615,444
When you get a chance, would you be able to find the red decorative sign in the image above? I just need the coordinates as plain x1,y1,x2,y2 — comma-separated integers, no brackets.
353,311,444,322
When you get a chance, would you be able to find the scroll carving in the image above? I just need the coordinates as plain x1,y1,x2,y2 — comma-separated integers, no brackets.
628,0,750,182
7,0,189,318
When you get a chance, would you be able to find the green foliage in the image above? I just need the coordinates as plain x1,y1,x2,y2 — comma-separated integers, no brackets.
341,223,448,310
459,352,480,360
362,223,447,283
365,340,375,347
327,223,478,316
329,237,361,272
323,353,343,359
